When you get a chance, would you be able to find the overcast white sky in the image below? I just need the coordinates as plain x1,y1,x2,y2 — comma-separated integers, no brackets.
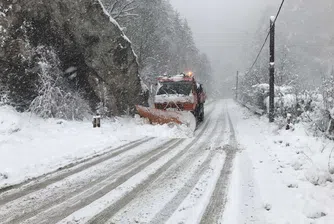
170,0,280,83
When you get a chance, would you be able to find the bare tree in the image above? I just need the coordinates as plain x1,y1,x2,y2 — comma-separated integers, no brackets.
103,0,138,20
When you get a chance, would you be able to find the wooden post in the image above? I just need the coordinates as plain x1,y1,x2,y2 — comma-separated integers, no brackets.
93,114,101,128
269,16,275,123
235,71,239,101
286,113,291,130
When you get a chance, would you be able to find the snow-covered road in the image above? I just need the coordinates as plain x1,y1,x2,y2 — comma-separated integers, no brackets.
2,99,333,223
0,100,237,224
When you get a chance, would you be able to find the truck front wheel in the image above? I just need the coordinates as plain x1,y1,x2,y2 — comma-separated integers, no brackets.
198,103,204,122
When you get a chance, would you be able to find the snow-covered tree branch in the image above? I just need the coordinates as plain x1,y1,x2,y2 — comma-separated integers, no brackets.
104,0,138,19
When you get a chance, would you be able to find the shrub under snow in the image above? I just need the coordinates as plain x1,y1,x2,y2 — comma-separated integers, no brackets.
29,47,91,120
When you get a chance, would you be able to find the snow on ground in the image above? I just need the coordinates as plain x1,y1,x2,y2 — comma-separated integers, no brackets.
166,150,226,224
0,105,191,189
57,101,225,224
58,139,192,224
224,99,334,224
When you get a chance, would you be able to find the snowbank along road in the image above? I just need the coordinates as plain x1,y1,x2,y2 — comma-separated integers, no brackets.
0,100,238,224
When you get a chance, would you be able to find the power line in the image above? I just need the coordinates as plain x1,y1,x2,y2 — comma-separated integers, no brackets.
245,0,285,75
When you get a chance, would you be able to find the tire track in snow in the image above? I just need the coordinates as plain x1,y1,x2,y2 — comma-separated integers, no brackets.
164,108,231,224
3,139,181,224
84,106,218,224
148,110,227,224
0,137,153,205
199,107,238,224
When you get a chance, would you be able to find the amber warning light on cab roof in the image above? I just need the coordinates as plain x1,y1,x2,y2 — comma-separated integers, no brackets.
186,71,193,77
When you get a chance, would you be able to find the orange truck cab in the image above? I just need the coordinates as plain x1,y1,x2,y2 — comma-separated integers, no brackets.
154,73,206,122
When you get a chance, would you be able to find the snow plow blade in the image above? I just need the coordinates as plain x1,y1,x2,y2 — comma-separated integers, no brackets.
136,105,196,131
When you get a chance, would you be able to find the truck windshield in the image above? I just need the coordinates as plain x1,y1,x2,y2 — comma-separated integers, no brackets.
157,82,192,95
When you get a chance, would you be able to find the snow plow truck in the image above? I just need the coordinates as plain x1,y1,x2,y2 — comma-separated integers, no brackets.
136,72,206,130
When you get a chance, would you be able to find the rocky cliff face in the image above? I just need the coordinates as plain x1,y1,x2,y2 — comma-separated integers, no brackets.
0,0,148,116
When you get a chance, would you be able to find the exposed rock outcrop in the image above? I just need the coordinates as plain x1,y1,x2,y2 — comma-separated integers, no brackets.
0,0,148,116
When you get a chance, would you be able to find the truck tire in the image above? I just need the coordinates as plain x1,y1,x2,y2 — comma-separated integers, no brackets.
198,104,204,122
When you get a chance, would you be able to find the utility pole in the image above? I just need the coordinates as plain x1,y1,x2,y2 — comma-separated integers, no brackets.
269,16,275,123
235,71,239,101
